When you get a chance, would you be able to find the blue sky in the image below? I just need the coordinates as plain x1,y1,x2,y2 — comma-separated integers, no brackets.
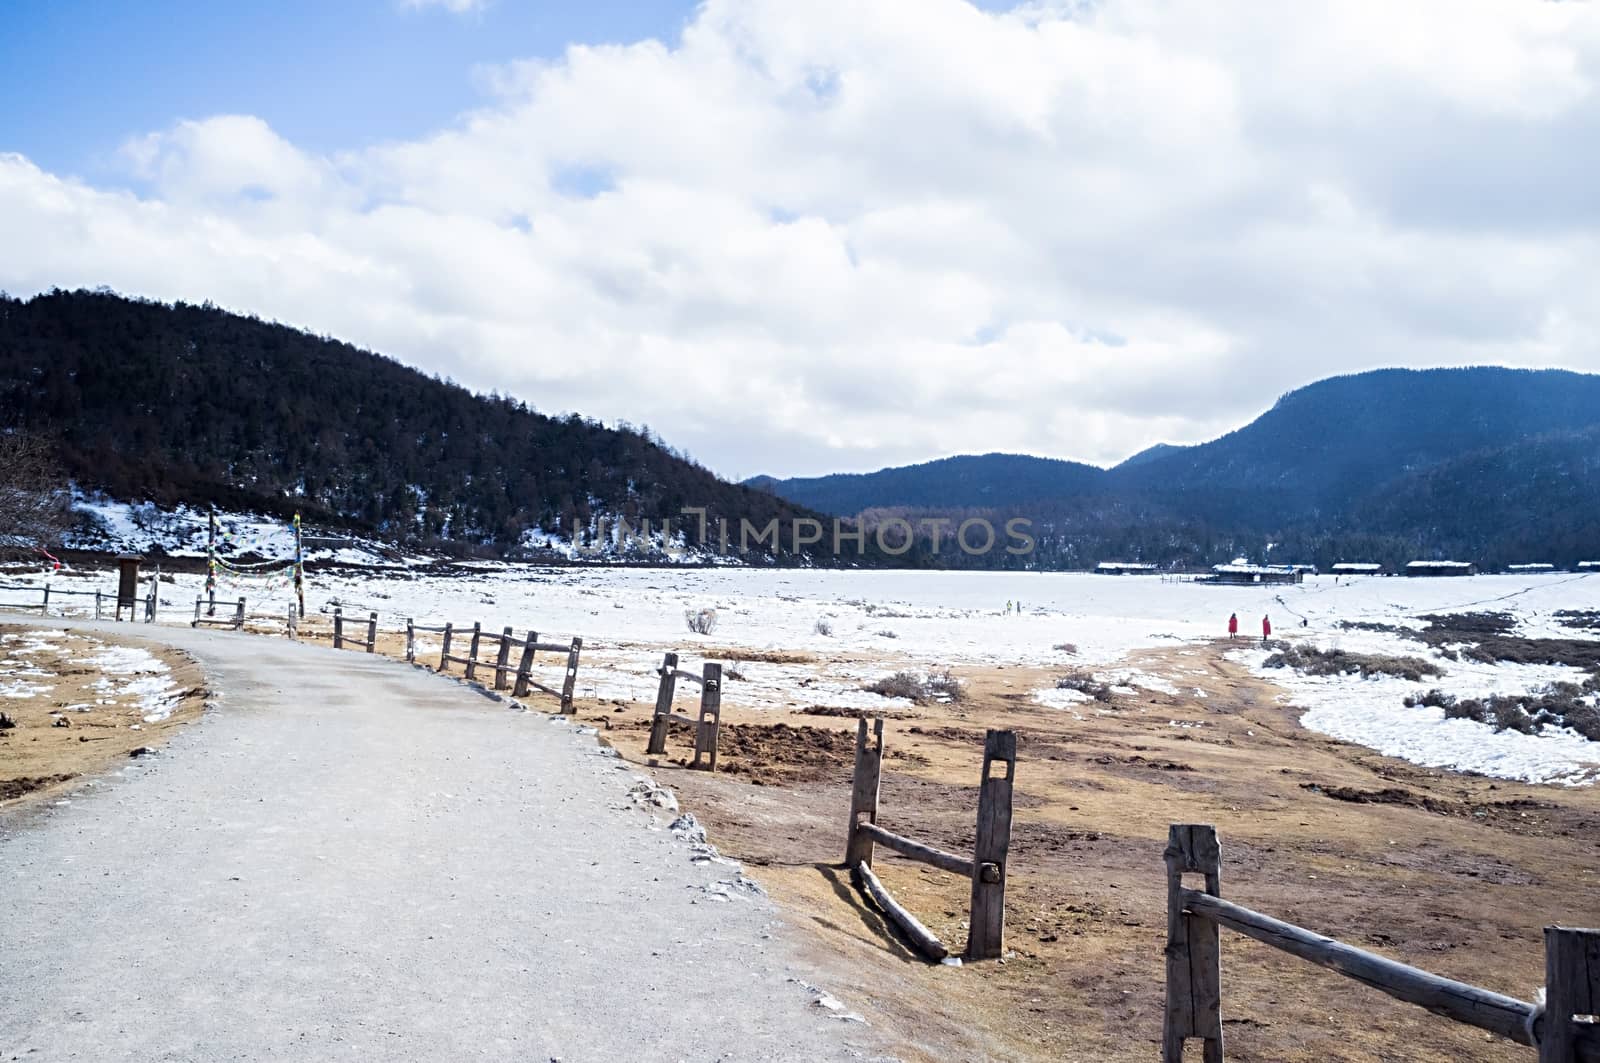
0,1,693,178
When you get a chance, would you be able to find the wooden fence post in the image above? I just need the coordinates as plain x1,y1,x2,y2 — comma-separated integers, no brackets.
366,612,378,654
1541,926,1600,1062
288,603,297,640
405,619,415,662
559,637,583,713
192,598,202,627
648,651,679,755
844,717,884,868
234,598,245,630
693,662,722,771
967,729,1016,961
94,591,102,621
465,622,482,681
1163,824,1224,1063
42,585,50,614
440,622,453,671
494,626,513,689
512,631,536,698
333,607,344,649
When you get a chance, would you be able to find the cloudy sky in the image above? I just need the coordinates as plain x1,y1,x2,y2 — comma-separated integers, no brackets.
3,0,1597,480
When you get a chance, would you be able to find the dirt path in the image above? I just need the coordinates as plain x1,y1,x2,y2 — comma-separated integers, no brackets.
590,639,1600,1061
0,621,890,1062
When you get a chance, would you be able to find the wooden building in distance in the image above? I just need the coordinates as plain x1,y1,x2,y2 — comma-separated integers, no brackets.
1330,562,1384,576
1405,560,1476,577
1095,561,1159,575
1206,562,1304,586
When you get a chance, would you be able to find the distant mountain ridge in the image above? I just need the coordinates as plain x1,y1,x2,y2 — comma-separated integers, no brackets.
749,367,1600,568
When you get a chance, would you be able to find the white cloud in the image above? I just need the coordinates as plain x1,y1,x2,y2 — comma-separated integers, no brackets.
3,0,1599,479
400,0,491,14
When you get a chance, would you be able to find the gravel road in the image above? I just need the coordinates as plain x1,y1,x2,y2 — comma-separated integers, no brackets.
0,622,887,1062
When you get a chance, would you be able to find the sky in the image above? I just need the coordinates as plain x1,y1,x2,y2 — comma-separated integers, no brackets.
2,0,1598,481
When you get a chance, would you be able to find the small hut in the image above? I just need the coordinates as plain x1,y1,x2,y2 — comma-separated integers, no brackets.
1206,563,1303,586
1507,563,1556,574
1331,562,1383,576
1405,560,1476,578
1095,562,1159,575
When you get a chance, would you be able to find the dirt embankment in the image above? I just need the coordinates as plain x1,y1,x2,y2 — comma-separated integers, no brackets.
0,624,207,807
583,641,1600,1062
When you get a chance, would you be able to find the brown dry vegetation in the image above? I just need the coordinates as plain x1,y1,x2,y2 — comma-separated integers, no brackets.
0,623,207,807
585,640,1600,1062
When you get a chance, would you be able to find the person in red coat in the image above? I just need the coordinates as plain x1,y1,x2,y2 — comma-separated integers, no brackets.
1227,612,1238,640
1262,614,1272,645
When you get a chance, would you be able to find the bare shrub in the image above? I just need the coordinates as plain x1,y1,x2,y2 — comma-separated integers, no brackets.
685,608,718,635
1423,682,1600,741
926,670,965,704
866,671,928,703
1403,689,1456,710
1056,668,1115,703
1054,642,1079,655
813,618,833,637
1263,644,1442,681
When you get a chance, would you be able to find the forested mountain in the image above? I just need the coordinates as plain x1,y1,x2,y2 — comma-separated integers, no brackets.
746,453,1108,514
752,368,1600,569
0,289,824,558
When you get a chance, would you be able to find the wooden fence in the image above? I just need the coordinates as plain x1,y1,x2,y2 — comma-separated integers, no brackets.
331,607,377,653
843,718,1015,962
645,651,723,771
433,620,583,713
193,596,245,630
1163,823,1600,1062
0,582,161,621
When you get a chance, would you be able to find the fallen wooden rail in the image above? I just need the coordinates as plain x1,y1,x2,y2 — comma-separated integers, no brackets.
1163,823,1600,1061
436,620,583,712
843,718,1015,962
331,607,378,653
645,651,723,771
192,596,245,630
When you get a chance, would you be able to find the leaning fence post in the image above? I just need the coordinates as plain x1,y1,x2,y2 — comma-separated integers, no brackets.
513,631,537,698
559,637,583,713
648,652,679,755
494,626,513,689
967,729,1016,961
366,612,378,654
440,622,453,671
333,607,344,650
694,662,722,771
1163,824,1224,1063
1540,926,1600,1062
405,619,415,663
844,717,884,868
465,622,482,681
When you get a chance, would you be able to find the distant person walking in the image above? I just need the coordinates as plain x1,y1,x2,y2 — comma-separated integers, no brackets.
1262,614,1272,645
1227,613,1238,640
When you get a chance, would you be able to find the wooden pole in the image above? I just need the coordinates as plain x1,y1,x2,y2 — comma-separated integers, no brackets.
287,603,296,640
1541,927,1600,1062
42,585,50,614
193,598,202,627
405,619,415,663
855,861,948,963
440,622,453,671
234,597,245,630
966,729,1016,962
465,622,482,681
512,631,536,698
648,651,678,755
844,717,884,868
333,607,344,650
207,508,216,616
693,662,722,771
1163,824,1224,1063
494,626,513,689
94,591,102,621
366,612,378,654
559,637,583,713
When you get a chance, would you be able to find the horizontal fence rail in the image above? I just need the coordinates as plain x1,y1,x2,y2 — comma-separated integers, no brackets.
435,620,583,712
646,652,723,771
1163,823,1600,1062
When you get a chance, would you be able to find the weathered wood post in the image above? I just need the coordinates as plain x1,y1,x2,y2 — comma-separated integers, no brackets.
94,591,102,621
233,597,245,630
494,626,513,689
465,622,482,681
42,585,50,614
967,729,1016,961
559,637,583,713
693,662,723,771
512,631,537,697
366,612,378,654
1540,926,1600,1062
440,622,453,671
287,603,297,640
333,607,344,649
192,598,202,627
405,619,415,663
1163,824,1224,1063
844,717,884,868
647,651,679,755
